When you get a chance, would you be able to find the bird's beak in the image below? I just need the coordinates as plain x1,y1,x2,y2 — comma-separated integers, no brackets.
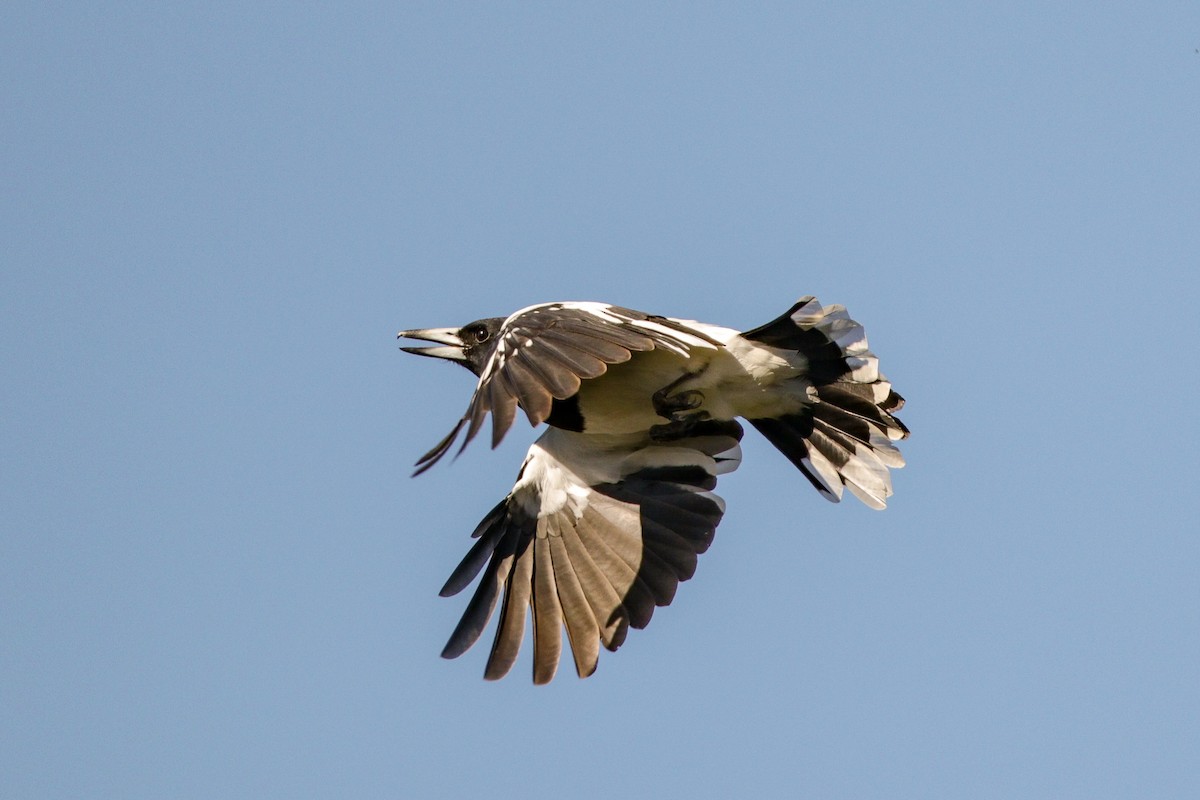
396,327,468,362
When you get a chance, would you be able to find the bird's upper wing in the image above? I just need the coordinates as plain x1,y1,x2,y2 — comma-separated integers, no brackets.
415,302,722,474
438,419,744,683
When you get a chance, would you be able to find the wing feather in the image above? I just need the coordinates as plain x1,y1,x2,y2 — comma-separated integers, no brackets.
414,303,717,471
530,534,564,685
501,355,554,425
436,422,743,682
583,494,681,606
440,522,516,659
548,530,601,678
559,522,629,650
573,514,658,631
533,334,611,379
552,322,651,356
439,512,505,596
413,417,465,476
484,535,534,680
487,370,519,449
512,347,584,400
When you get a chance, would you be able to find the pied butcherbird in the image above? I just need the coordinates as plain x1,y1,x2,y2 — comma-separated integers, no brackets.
398,296,908,683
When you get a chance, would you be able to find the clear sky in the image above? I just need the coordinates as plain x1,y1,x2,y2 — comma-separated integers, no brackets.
3,3,1198,798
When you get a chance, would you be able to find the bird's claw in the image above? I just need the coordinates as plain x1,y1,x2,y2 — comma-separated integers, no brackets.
650,410,712,442
650,371,711,440
652,387,705,418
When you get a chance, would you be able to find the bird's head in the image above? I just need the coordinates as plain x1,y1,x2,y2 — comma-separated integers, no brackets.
396,317,507,377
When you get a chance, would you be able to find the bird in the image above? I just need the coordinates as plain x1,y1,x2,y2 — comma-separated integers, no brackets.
397,296,908,683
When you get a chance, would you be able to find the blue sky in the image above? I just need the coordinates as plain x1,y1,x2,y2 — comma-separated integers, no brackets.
3,3,1198,798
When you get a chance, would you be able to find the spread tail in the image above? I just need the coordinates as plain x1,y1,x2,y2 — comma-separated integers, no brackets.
742,296,909,509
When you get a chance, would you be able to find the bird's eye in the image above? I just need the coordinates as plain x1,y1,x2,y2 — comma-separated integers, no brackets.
472,325,490,342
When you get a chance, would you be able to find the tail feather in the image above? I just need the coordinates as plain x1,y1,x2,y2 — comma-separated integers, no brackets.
746,414,844,502
811,420,892,510
744,296,908,509
811,402,905,468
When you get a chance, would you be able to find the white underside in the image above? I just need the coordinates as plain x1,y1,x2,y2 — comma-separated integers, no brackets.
510,426,738,521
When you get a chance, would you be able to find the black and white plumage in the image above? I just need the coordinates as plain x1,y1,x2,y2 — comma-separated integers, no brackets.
397,297,908,683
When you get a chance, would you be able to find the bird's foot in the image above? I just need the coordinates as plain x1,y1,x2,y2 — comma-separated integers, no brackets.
650,410,712,442
650,371,710,441
652,368,707,417
652,387,705,418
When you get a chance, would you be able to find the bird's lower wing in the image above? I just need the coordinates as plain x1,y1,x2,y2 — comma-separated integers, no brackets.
437,419,744,683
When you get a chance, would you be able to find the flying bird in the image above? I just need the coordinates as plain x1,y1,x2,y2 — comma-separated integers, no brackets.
397,296,908,683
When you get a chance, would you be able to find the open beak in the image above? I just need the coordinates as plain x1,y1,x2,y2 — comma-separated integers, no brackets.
396,327,468,362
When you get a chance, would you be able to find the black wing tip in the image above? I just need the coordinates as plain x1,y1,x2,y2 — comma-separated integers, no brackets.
411,418,469,475
440,640,470,660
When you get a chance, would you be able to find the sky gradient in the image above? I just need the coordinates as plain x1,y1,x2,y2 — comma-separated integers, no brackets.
3,3,1199,798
